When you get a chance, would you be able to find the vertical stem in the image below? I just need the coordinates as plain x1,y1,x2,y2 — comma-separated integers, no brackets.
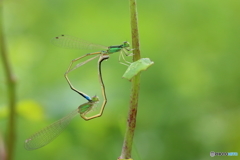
119,0,141,159
0,3,17,160
129,0,140,62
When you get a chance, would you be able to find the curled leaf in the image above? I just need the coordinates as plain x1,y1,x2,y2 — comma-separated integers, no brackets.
123,58,154,81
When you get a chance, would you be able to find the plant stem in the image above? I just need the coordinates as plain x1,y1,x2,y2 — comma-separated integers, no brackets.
0,3,17,160
119,0,141,159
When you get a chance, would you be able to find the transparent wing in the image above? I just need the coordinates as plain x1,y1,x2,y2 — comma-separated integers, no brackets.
52,35,108,50
24,108,79,150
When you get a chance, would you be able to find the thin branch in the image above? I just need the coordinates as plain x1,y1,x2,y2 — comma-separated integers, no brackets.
0,3,17,160
119,0,141,159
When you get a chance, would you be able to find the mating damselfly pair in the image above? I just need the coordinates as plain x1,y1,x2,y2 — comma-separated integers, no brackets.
24,35,133,150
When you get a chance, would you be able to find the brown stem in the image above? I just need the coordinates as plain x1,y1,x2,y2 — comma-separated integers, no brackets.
0,4,17,160
118,0,141,159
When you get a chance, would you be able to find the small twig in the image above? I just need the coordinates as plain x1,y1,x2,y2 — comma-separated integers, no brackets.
0,133,6,160
118,0,141,159
0,4,17,160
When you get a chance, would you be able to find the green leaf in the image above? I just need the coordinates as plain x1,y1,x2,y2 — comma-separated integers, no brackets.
122,58,154,81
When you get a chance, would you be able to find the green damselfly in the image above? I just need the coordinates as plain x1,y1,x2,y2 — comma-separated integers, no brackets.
24,55,109,150
52,35,133,120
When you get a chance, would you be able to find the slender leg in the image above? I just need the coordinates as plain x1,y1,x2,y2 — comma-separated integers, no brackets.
118,52,129,66
118,48,134,66
81,54,109,120
64,52,102,101
122,47,134,56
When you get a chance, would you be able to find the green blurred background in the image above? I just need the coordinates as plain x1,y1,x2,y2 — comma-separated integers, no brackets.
0,0,240,159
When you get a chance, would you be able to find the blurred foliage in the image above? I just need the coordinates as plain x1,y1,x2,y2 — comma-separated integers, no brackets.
0,100,44,120
0,0,240,160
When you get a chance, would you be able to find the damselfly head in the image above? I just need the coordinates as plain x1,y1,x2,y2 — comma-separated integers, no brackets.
123,41,130,48
91,95,99,103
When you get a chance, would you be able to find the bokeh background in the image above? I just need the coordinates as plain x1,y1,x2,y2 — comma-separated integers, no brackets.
0,0,240,159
